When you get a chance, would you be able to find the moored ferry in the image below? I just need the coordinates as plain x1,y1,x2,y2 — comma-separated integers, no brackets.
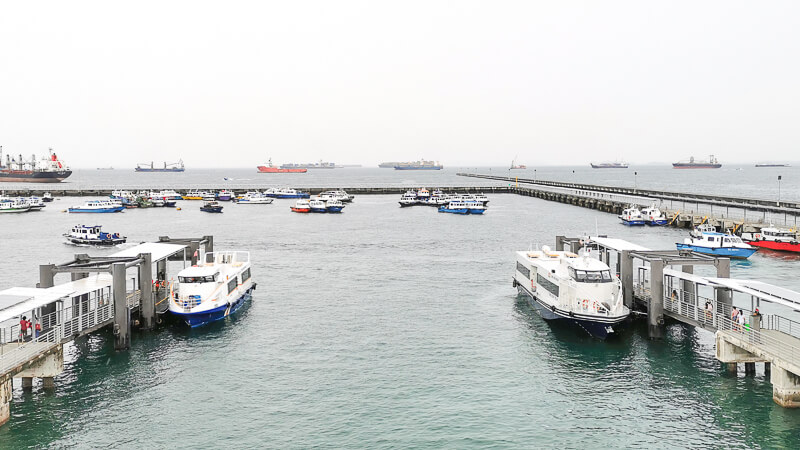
68,199,125,213
169,251,255,327
619,206,645,226
677,232,757,259
742,228,800,253
641,205,668,226
513,246,629,339
64,225,126,246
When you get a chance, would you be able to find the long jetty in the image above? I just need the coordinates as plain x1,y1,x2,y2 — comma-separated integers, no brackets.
459,173,800,231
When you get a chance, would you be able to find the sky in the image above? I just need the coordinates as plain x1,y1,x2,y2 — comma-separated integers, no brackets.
1,1,800,168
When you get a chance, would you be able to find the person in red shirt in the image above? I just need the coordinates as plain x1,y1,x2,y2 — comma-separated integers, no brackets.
19,316,31,340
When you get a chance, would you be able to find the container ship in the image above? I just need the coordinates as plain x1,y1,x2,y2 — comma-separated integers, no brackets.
135,160,185,172
672,155,721,169
378,162,400,168
280,161,337,169
257,159,307,173
394,160,443,170
0,147,72,183
591,161,629,169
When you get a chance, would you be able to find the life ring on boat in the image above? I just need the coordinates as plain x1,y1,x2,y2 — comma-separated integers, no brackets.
582,299,589,308
592,301,598,310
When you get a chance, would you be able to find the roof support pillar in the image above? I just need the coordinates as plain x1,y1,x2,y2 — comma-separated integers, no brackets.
621,250,634,309
139,253,154,330
648,259,665,340
112,263,130,351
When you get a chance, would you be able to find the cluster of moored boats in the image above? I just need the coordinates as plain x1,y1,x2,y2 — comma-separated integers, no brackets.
399,188,489,214
0,193,53,213
619,203,800,258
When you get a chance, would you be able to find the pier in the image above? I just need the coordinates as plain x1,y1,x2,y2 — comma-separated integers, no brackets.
555,235,800,407
0,235,214,426
459,173,800,231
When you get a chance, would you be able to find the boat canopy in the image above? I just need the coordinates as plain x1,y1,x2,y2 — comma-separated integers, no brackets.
111,242,186,262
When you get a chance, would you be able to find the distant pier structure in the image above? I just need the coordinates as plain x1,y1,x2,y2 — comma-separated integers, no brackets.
0,235,215,426
555,235,800,408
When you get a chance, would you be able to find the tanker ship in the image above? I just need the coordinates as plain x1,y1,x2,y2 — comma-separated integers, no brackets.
135,160,185,172
0,147,72,183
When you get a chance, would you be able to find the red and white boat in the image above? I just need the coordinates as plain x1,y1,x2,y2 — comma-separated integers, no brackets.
742,227,800,253
290,199,311,213
257,158,307,173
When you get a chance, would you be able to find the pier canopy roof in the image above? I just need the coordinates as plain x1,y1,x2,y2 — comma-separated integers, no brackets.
663,269,800,312
0,274,113,323
111,242,186,262
585,236,651,252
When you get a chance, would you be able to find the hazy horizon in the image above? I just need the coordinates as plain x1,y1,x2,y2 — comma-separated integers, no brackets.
2,1,799,168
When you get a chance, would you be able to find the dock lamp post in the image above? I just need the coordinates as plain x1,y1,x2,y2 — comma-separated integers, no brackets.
534,169,537,183
778,175,782,207
634,171,638,194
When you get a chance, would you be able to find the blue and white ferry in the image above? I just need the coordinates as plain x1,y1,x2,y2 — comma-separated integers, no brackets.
618,206,645,226
169,251,255,327
265,188,310,199
68,199,125,213
676,232,757,259
513,246,629,339
641,205,668,226
439,200,470,214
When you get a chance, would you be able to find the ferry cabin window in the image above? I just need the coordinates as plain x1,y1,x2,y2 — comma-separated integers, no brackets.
568,268,612,283
707,237,715,242
241,268,251,282
227,278,238,294
516,262,530,279
536,274,560,297
179,275,216,283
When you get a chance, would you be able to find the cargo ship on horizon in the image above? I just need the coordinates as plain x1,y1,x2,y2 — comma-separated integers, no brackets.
590,161,628,169
755,162,790,167
672,155,721,169
378,162,399,168
394,160,443,170
281,161,337,169
257,159,307,173
135,160,185,172
0,147,72,183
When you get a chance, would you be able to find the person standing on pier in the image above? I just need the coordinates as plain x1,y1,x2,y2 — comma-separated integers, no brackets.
19,316,31,341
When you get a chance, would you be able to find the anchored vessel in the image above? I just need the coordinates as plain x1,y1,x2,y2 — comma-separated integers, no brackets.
257,158,308,173
510,156,527,170
394,160,443,170
135,160,185,172
378,162,400,168
64,225,126,246
672,155,721,169
280,161,336,169
513,246,629,339
170,251,255,327
677,232,757,259
590,161,629,169
755,163,790,167
0,148,72,183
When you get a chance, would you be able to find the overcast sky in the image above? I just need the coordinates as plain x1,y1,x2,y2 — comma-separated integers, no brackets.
1,1,799,168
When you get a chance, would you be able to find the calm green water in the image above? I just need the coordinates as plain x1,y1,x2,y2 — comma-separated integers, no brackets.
1,192,799,448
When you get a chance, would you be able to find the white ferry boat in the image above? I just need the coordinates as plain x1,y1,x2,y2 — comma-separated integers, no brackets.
513,246,629,339
64,225,126,246
235,192,274,204
399,192,419,207
68,199,125,213
319,190,354,202
169,251,255,327
641,205,668,226
148,189,183,200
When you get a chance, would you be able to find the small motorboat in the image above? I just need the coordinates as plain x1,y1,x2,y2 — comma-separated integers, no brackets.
64,225,126,246
151,197,177,207
200,201,224,213
619,206,645,226
676,232,757,259
235,192,274,204
320,190,354,202
742,227,800,253
266,188,310,199
325,199,345,213
309,199,328,213
439,200,470,214
641,205,668,226
69,199,125,213
290,199,311,213
184,190,211,200
42,192,54,202
690,223,717,238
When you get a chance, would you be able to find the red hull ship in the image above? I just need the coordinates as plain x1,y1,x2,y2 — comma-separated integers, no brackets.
742,228,800,253
257,159,307,173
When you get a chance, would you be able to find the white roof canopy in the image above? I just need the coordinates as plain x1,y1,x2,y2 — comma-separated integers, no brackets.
586,236,651,252
0,274,112,323
111,242,187,262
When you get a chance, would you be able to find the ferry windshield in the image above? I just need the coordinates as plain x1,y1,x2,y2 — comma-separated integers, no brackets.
569,268,612,283
179,275,217,283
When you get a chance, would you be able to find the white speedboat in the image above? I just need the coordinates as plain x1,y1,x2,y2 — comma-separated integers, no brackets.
641,205,668,226
513,246,629,339
64,225,126,246
169,251,255,327
619,206,645,226
236,192,274,204
68,199,125,213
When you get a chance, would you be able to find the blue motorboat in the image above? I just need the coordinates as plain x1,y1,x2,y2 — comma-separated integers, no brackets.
308,199,327,213
642,205,668,226
264,188,310,199
68,200,125,213
439,200,470,214
200,201,224,213
325,199,345,213
676,232,757,259
619,206,645,226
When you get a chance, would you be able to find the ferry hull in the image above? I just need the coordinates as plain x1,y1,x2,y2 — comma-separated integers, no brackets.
326,206,344,213
135,168,185,172
439,207,469,214
257,166,308,173
171,286,254,327
394,166,443,170
675,244,756,259
646,219,668,226
516,285,626,340
620,219,645,226
68,207,125,213
290,207,310,213
672,163,722,169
